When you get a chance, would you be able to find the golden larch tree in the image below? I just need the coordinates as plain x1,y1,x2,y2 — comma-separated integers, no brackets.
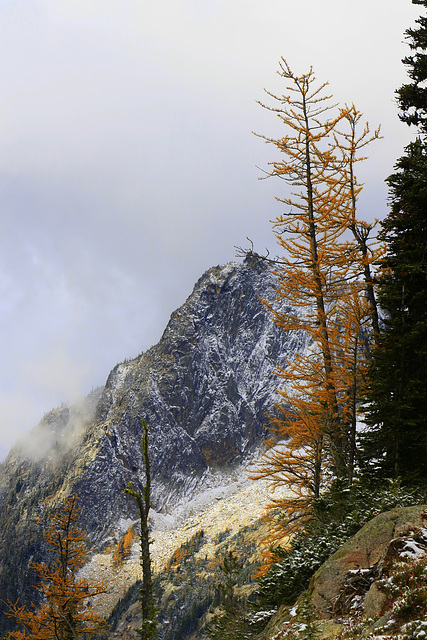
253,60,381,540
334,104,384,341
6,494,109,640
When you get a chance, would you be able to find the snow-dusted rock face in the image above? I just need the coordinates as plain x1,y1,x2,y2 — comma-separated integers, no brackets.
96,259,308,510
0,256,308,627
72,256,308,540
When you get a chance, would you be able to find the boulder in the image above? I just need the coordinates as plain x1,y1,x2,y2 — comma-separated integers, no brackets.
310,504,427,618
363,581,386,618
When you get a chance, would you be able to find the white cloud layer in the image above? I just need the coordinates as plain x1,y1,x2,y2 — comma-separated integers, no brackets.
0,0,420,459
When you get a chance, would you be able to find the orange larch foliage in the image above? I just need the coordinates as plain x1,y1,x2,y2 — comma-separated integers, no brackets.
113,524,136,567
253,60,381,541
6,494,109,640
334,104,384,341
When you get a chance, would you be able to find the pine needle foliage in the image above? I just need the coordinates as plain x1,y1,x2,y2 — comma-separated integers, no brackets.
362,0,427,483
254,480,421,609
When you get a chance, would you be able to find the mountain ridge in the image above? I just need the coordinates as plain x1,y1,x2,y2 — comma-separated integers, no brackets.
0,255,309,634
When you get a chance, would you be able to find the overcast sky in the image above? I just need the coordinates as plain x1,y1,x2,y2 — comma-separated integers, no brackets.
0,0,420,460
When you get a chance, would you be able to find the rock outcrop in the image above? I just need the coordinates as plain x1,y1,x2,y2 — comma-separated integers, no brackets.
310,504,427,619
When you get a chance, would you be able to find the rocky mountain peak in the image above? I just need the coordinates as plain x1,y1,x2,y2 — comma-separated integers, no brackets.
0,256,309,633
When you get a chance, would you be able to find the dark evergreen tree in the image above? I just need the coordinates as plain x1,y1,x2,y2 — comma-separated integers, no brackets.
363,1,427,480
398,0,427,132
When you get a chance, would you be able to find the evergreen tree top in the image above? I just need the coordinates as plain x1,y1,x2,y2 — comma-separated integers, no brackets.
397,1,427,132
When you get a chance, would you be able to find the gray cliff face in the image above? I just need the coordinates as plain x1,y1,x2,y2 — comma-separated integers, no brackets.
0,256,309,625
93,258,305,504
70,256,309,542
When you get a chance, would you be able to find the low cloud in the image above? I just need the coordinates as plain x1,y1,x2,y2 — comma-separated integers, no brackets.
15,390,102,463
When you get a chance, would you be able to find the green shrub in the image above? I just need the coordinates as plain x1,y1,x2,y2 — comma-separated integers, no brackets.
255,479,423,607
214,527,232,545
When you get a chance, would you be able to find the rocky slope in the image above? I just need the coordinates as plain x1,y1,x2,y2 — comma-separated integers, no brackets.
258,504,427,640
103,502,427,640
0,255,308,633
81,474,283,622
